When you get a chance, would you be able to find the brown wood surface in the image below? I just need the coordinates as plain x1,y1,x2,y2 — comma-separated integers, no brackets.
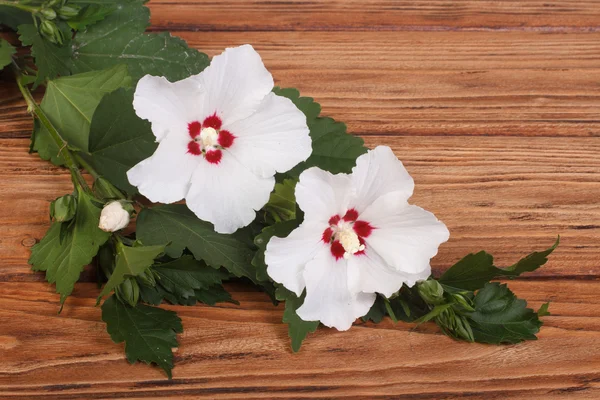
1,1,600,398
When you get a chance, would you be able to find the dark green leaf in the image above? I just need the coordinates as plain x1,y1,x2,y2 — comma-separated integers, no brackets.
88,88,157,193
0,38,16,70
136,205,256,282
18,23,73,87
467,282,542,344
275,286,319,352
67,4,117,30
361,296,387,323
439,237,559,292
102,295,182,378
193,285,238,306
274,87,367,176
152,256,229,302
29,188,110,303
0,6,31,30
98,241,165,300
71,1,209,82
33,65,131,165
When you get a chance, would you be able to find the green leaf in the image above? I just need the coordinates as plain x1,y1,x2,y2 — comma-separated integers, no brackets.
251,219,301,282
88,88,157,193
101,295,182,378
193,285,238,306
537,302,551,317
32,64,131,165
275,286,319,352
67,4,118,30
71,1,209,82
136,204,256,282
17,23,73,87
1,6,31,30
152,256,229,302
361,296,387,323
0,38,16,71
467,282,542,344
98,241,166,300
263,179,297,223
29,188,110,303
439,237,559,292
274,87,367,176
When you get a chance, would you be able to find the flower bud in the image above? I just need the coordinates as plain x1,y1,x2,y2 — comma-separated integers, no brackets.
40,20,64,45
57,5,80,20
50,194,76,222
418,279,445,305
136,268,157,287
115,278,140,307
98,201,131,232
39,7,57,20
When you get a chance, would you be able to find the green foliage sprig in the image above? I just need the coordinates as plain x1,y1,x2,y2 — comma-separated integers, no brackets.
1,0,558,378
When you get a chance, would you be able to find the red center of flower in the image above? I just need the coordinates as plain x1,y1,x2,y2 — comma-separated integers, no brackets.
322,208,374,260
187,113,236,165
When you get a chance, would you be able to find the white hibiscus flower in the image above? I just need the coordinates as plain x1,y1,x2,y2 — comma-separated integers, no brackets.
265,146,450,331
127,45,312,234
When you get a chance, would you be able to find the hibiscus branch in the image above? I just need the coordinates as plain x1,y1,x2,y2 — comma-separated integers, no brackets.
0,0,38,13
13,65,92,194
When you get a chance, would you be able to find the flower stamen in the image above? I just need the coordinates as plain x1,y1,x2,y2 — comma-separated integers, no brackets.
323,210,373,260
186,114,236,164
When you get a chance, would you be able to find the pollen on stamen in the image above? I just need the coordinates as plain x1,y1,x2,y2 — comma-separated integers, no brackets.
203,113,222,130
187,141,202,155
188,121,201,138
205,149,223,164
343,208,359,222
218,130,235,148
353,220,374,238
330,240,345,260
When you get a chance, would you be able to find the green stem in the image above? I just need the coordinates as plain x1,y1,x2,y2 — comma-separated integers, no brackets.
14,67,92,194
0,0,38,13
73,153,99,179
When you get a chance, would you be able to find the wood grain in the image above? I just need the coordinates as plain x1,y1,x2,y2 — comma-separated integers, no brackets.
1,0,600,398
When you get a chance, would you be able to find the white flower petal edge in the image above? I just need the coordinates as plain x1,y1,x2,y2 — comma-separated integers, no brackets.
296,247,376,331
265,146,449,331
127,45,312,233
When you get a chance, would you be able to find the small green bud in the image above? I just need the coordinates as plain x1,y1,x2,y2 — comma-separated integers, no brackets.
50,194,77,222
57,5,80,20
115,278,140,307
451,293,475,312
93,177,125,200
39,20,64,45
39,7,57,20
136,268,157,287
46,0,65,7
418,280,445,305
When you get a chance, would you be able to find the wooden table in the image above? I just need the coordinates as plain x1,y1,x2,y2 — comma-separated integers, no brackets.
1,1,600,398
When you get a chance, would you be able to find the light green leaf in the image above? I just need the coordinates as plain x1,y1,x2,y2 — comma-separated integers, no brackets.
98,241,165,300
467,282,542,344
274,87,367,176
0,38,16,71
88,88,157,194
67,4,118,30
439,237,559,292
136,204,256,282
102,295,182,378
18,23,73,87
275,286,319,352
263,179,297,223
538,302,551,317
32,64,132,164
29,188,110,303
71,1,209,82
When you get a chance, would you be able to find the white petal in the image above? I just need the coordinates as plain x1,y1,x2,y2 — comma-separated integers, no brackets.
133,74,203,142
351,146,414,212
265,222,327,296
127,133,198,203
295,167,354,223
347,250,430,298
225,92,312,178
360,202,450,274
297,247,376,331
185,153,274,234
198,45,274,126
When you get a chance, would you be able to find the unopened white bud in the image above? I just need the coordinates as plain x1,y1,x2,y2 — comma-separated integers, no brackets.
99,201,130,232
